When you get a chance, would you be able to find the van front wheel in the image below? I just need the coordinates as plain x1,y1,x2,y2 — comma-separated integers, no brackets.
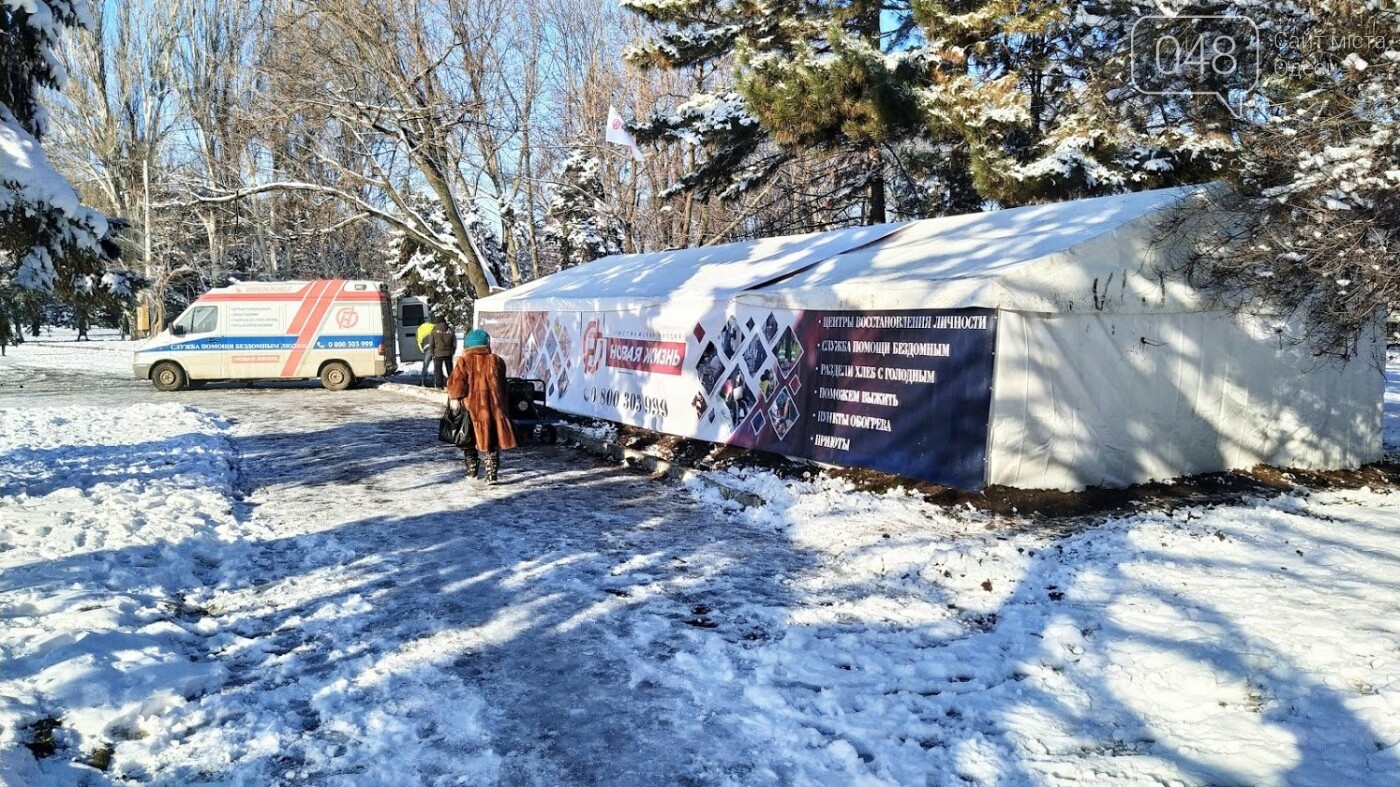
151,362,187,392
320,361,354,391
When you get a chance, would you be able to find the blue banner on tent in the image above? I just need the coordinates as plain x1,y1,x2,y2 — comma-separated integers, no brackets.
482,305,999,490
726,307,998,489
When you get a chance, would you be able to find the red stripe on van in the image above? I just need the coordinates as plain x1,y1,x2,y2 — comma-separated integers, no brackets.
281,279,344,377
285,280,331,338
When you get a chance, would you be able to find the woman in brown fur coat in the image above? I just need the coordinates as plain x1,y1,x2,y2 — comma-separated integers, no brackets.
446,329,517,482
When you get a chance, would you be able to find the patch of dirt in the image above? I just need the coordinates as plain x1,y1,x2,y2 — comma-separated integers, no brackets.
25,717,61,759
88,744,115,772
584,420,1400,525
610,425,791,473
865,462,1400,524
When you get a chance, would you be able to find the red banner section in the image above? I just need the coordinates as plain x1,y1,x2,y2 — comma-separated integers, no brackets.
605,338,686,375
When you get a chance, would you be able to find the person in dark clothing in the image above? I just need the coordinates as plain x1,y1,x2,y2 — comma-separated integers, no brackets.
446,329,517,483
426,321,457,389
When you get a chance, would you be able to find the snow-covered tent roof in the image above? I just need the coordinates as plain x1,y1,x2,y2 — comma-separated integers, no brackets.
484,223,906,312
479,185,1214,316
741,186,1210,314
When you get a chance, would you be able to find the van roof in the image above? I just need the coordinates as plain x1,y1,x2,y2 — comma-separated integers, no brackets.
197,280,386,301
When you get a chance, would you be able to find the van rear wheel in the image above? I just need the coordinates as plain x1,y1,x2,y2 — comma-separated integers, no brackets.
320,361,354,391
151,362,187,392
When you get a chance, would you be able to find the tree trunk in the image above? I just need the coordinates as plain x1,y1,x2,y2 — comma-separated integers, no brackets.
502,199,523,286
624,162,639,254
521,131,542,282
419,156,493,298
868,156,887,226
859,3,887,226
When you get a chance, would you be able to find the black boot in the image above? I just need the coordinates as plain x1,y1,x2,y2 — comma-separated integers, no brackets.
484,452,500,484
463,449,481,479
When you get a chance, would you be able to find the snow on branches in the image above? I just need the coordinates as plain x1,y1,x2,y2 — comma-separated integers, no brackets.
386,194,508,325
1181,1,1400,358
1,107,108,288
1,0,110,301
545,148,623,269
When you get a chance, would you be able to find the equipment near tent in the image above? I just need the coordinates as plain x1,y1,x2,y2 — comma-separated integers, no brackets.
472,186,1383,492
506,378,562,444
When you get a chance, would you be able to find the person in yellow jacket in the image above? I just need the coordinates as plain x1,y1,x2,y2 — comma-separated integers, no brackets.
416,319,436,387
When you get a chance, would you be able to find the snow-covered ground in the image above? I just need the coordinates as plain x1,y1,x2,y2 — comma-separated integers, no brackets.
3,335,1400,785
0,328,139,379
0,324,430,386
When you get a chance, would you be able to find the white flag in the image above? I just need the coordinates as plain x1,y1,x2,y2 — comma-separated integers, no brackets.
605,106,644,161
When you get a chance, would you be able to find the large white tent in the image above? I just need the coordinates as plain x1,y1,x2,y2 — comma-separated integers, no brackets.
476,186,1383,491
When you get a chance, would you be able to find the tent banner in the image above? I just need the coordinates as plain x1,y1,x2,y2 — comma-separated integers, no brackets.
477,305,997,489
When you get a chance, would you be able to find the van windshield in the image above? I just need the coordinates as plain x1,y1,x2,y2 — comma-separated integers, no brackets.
173,305,218,335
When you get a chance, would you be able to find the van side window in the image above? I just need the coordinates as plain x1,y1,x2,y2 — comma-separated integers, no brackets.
401,303,425,327
190,306,218,334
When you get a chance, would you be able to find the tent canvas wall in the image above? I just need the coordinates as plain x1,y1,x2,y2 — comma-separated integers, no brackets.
475,186,1383,491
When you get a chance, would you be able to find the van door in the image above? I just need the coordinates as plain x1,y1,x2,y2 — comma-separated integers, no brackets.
378,286,398,372
170,303,227,380
398,298,427,362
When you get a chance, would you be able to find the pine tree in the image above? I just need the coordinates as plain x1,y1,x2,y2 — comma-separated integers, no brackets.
911,0,1257,206
62,269,144,336
631,90,780,204
624,0,927,224
1181,0,1400,358
1,1,113,329
387,194,508,326
623,0,1248,222
545,148,623,269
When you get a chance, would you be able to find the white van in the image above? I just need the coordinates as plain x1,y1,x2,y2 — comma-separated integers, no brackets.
134,279,420,391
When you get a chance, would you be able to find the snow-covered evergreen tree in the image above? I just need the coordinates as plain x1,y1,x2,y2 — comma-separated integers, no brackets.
545,148,623,268
624,0,924,224
632,91,777,204
1,0,112,316
912,0,1259,206
387,194,507,326
61,268,143,334
1182,0,1400,357
626,0,1264,218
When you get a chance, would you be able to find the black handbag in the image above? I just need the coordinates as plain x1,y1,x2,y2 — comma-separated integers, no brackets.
437,404,475,447
438,406,465,444
454,409,474,448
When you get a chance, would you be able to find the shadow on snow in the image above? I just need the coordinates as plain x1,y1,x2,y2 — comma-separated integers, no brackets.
3,404,1399,785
